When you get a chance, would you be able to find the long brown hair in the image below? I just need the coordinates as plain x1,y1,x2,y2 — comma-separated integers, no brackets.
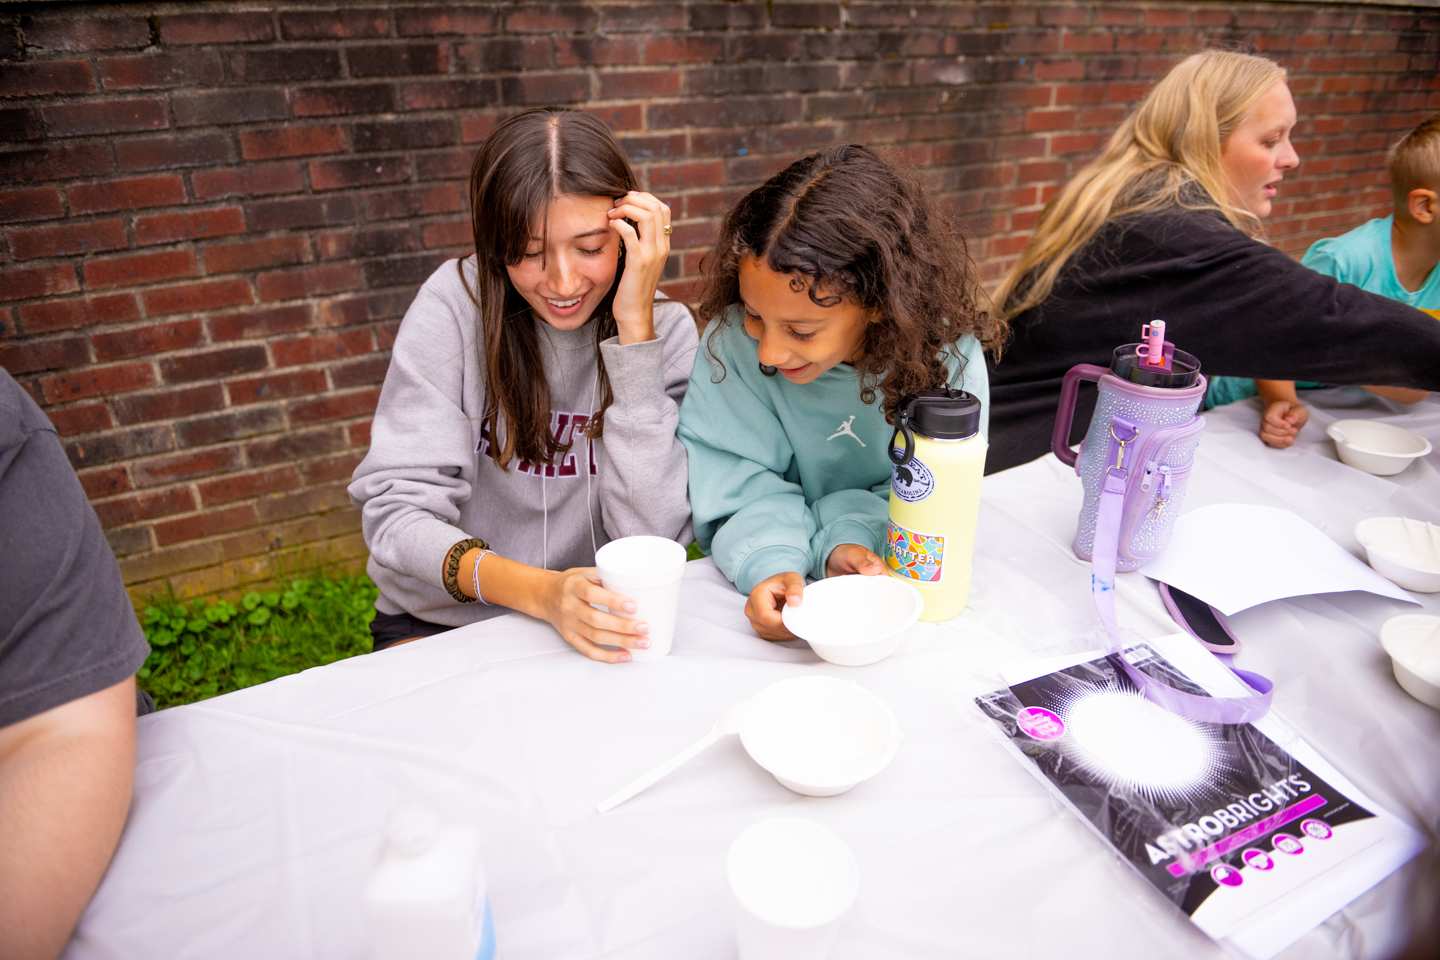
464,108,637,470
994,51,1287,322
698,144,999,425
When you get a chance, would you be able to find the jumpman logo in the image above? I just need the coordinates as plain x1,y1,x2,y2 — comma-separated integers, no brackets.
827,415,866,446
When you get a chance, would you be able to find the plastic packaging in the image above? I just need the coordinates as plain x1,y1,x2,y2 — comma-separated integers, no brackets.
363,801,496,960
885,389,986,620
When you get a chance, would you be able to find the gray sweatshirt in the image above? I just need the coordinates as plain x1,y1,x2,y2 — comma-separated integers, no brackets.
349,257,698,626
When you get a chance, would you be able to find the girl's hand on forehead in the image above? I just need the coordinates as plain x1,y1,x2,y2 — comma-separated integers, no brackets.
607,190,671,346
537,567,651,663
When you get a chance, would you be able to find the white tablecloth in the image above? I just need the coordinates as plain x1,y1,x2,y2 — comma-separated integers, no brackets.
68,389,1440,960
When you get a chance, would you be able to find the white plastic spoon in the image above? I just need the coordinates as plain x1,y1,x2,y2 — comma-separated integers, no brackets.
596,700,753,814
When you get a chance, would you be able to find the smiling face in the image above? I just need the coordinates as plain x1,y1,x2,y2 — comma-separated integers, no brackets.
738,255,875,384
505,193,621,330
1220,80,1300,219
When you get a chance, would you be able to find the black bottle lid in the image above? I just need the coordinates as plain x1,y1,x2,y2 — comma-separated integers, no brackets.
1110,344,1201,388
889,389,981,465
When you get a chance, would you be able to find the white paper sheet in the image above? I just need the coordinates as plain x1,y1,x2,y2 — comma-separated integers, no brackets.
1142,504,1418,615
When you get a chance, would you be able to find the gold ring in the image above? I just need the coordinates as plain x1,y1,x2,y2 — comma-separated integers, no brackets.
663,224,672,235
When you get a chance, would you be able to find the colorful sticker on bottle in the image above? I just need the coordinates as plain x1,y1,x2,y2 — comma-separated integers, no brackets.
884,518,945,583
891,454,935,503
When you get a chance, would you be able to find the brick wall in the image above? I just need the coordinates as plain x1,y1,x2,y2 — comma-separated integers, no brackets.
2,1,1437,605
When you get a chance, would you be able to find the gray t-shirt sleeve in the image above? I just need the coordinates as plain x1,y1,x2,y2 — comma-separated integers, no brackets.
0,370,150,728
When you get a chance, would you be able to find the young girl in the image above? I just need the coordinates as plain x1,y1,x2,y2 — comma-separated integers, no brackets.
678,145,999,640
349,109,698,662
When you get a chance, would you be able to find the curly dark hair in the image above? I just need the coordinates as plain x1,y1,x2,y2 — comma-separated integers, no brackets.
697,144,1002,425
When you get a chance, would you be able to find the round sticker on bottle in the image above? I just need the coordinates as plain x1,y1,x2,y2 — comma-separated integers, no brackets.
892,455,935,502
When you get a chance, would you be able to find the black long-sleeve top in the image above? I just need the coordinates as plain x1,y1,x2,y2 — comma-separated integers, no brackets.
986,205,1440,474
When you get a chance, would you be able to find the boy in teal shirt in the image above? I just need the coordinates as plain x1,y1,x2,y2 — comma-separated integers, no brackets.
1207,112,1439,442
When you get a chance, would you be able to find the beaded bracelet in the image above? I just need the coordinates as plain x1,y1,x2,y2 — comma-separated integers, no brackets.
471,549,495,606
442,537,490,603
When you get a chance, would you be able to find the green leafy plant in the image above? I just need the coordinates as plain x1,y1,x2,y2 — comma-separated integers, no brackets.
138,574,379,709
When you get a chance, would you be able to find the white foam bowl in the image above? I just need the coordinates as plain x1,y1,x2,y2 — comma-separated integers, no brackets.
740,676,901,797
781,574,923,666
1354,517,1440,593
1326,419,1432,476
1379,615,1440,709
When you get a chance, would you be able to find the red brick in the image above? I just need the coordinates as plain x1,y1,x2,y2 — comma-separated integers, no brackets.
210,304,313,342
132,447,241,486
205,236,313,275
292,84,397,117
253,482,352,523
99,51,225,90
301,451,365,484
347,42,449,77
0,145,111,184
238,126,347,161
317,290,412,328
309,156,412,192
649,161,725,190
115,133,235,172
643,35,724,63
288,387,382,426
1025,109,1076,132
173,89,289,127
348,419,372,447
280,9,390,39
112,384,226,425
504,4,597,33
227,368,327,404
0,264,80,302
18,294,140,334
64,424,172,469
43,99,168,138
39,362,156,403
142,278,255,317
317,225,419,261
24,15,150,51
159,345,268,384
91,319,205,362
246,195,357,231
160,13,275,45
228,49,342,82
84,249,198,290
0,336,89,374
457,37,554,72
352,119,455,152
362,184,462,221
94,487,198,529
45,402,114,436
0,108,43,142
175,406,284,447
256,263,363,302
0,60,95,97
134,207,247,246
68,175,187,216
153,504,258,546
10,219,127,260
460,113,499,143
271,329,375,367
423,219,472,249
197,465,303,506
78,464,131,498
498,72,589,105
192,163,304,201
398,79,499,111
331,353,391,387
395,6,498,35
599,69,680,99
0,187,64,225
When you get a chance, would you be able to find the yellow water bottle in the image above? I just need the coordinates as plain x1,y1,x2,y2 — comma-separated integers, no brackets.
884,390,987,621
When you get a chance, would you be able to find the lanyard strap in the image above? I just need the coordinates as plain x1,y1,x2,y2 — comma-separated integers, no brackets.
1091,417,1273,725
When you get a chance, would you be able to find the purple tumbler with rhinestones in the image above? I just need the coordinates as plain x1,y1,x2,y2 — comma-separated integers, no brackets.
1052,321,1207,572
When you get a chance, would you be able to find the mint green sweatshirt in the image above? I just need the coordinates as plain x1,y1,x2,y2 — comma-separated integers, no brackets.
679,311,989,595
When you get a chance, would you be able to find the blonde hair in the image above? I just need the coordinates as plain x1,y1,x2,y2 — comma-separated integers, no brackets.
994,50,1288,322
1389,112,1440,205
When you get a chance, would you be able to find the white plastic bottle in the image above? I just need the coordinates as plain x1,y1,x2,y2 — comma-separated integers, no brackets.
363,801,496,960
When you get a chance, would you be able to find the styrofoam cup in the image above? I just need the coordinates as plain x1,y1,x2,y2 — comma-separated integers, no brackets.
727,818,859,960
594,536,687,661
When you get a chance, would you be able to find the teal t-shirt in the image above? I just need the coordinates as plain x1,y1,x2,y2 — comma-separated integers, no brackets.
1302,216,1440,309
678,311,989,594
1206,216,1440,409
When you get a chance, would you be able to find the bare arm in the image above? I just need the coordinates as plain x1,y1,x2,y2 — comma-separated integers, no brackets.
1363,385,1429,404
1255,379,1309,449
0,676,136,960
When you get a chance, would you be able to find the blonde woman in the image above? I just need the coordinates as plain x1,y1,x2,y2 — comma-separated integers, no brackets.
987,50,1440,472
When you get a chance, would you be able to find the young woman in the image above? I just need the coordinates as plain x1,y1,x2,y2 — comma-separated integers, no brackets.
678,145,999,640
988,50,1440,473
349,109,698,662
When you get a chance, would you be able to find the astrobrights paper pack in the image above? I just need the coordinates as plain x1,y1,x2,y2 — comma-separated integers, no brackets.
976,636,1425,959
